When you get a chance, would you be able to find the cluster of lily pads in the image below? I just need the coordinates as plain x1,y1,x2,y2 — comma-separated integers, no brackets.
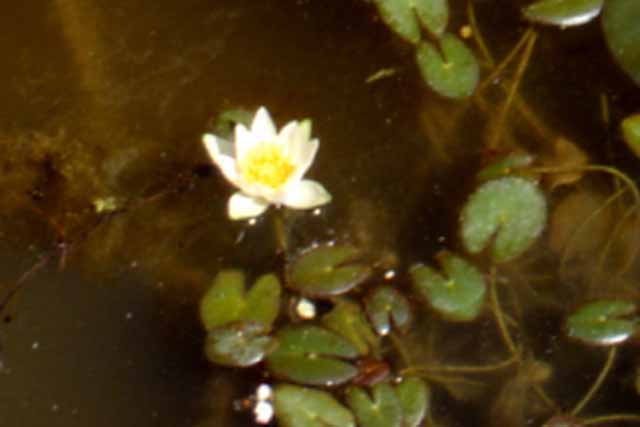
199,153,640,426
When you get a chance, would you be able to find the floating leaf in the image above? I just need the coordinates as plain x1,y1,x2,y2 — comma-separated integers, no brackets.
274,384,356,427
199,270,281,331
477,152,534,181
566,300,638,346
523,0,603,27
365,286,412,335
411,252,486,322
323,299,380,356
267,325,359,386
373,0,421,44
416,34,479,98
204,322,276,367
414,0,449,37
289,245,372,298
347,383,402,427
396,377,430,427
603,0,640,86
622,114,640,157
214,108,253,139
460,177,547,262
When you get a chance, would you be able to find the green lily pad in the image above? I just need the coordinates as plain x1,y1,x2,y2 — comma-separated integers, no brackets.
267,325,359,386
204,322,276,367
476,152,534,181
460,177,547,262
323,299,380,356
274,384,356,427
199,270,281,331
288,245,372,299
416,34,479,99
622,114,640,157
365,286,412,335
396,377,430,427
566,300,639,346
411,252,486,322
347,383,402,427
523,0,603,27
213,108,253,139
372,0,449,44
414,0,449,38
603,0,640,86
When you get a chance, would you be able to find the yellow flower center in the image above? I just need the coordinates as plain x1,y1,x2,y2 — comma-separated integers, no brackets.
239,142,295,189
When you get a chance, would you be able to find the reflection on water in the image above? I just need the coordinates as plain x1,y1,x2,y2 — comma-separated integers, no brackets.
1,0,639,426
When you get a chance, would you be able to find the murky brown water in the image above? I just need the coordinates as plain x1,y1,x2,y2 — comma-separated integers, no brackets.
1,1,639,426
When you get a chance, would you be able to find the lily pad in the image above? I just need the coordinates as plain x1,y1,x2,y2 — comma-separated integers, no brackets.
523,0,603,27
204,322,276,367
476,152,534,181
460,177,547,262
267,325,359,386
199,270,281,331
416,34,479,99
274,384,356,427
622,114,640,157
413,0,449,38
566,300,638,346
289,245,372,298
396,377,430,427
411,252,486,322
323,299,380,356
347,383,402,427
603,0,640,85
373,0,449,44
365,286,412,335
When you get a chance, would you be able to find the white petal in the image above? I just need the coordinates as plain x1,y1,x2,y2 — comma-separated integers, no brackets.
251,107,277,141
235,123,257,160
281,180,331,209
290,138,319,181
228,192,269,220
203,134,240,186
277,120,299,148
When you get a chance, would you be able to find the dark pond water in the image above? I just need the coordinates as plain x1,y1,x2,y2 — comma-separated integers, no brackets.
1,1,639,426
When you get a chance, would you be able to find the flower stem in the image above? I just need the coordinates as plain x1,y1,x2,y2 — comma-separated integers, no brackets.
571,347,617,417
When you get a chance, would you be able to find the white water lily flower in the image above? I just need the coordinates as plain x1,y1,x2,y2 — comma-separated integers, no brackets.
203,106,332,220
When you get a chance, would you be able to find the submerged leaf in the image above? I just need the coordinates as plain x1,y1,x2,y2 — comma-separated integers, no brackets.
274,384,356,427
477,151,534,181
460,177,547,262
199,270,281,331
567,300,638,346
204,322,275,367
621,114,640,157
416,34,479,98
323,299,380,356
523,0,603,27
267,325,359,386
603,0,640,86
411,252,486,322
396,377,430,427
347,383,402,427
365,286,413,335
289,245,372,298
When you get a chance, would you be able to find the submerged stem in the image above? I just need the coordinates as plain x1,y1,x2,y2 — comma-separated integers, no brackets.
401,353,518,375
583,414,640,425
489,268,520,358
389,331,413,369
571,347,617,416
478,28,534,93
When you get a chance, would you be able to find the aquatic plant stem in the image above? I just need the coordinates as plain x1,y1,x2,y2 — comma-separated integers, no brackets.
487,30,538,150
489,268,520,358
273,209,290,258
389,331,413,369
477,28,535,93
582,414,640,425
401,353,518,376
571,347,617,417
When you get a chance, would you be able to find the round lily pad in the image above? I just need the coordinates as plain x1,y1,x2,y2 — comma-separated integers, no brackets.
621,114,640,157
348,383,402,427
523,0,603,28
411,252,486,322
288,245,372,298
460,177,547,263
373,0,421,44
416,34,479,99
274,384,356,427
566,300,638,346
322,299,380,356
204,322,276,367
267,325,359,386
365,286,412,335
413,0,449,38
199,270,281,331
396,377,430,427
603,0,640,85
